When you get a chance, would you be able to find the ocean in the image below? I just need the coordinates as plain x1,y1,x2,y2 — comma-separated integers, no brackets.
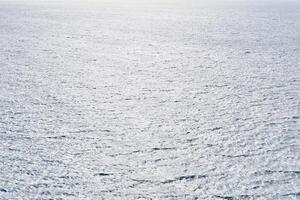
0,1,299,199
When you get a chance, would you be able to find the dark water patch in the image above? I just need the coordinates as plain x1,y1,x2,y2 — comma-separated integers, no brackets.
238,195,255,199
129,179,153,188
214,195,254,200
161,179,177,184
292,116,299,120
60,192,76,197
72,128,95,134
100,129,111,133
131,179,152,183
162,175,207,184
209,127,222,131
31,183,49,189
43,159,63,164
214,84,229,88
186,138,198,142
222,154,250,158
154,158,163,162
8,148,21,152
40,191,52,196
255,170,300,175
46,135,67,139
151,147,176,151
177,175,208,181
0,188,7,192
71,152,83,156
123,150,141,155
94,173,113,176
252,185,260,190
271,170,300,174
214,195,235,200
221,153,262,158
59,175,75,179
282,192,300,197
110,150,141,157
173,100,183,103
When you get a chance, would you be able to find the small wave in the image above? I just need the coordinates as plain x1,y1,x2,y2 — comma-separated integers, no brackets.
255,170,300,175
151,147,176,151
0,188,7,192
282,192,300,197
161,175,207,184
94,173,113,176
214,195,254,199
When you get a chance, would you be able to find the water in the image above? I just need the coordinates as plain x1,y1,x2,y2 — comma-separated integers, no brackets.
0,1,299,199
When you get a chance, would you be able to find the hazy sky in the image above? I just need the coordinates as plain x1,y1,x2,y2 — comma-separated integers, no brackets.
1,0,299,8
2,0,299,4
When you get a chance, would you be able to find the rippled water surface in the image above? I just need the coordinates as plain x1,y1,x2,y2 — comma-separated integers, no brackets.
0,1,299,199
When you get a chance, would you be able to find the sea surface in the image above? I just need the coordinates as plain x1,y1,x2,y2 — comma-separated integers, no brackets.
0,1,299,199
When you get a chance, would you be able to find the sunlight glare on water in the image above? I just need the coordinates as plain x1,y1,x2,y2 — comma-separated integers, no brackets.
0,0,299,199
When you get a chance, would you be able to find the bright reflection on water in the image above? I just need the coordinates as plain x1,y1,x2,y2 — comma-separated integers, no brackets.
0,1,299,199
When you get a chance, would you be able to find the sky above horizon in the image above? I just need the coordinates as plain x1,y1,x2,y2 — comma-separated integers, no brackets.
1,0,299,4
0,0,299,10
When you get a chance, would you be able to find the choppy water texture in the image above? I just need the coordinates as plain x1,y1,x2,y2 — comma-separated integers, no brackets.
0,1,299,199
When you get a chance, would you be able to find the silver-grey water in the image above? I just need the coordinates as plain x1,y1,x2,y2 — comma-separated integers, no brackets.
0,1,299,199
